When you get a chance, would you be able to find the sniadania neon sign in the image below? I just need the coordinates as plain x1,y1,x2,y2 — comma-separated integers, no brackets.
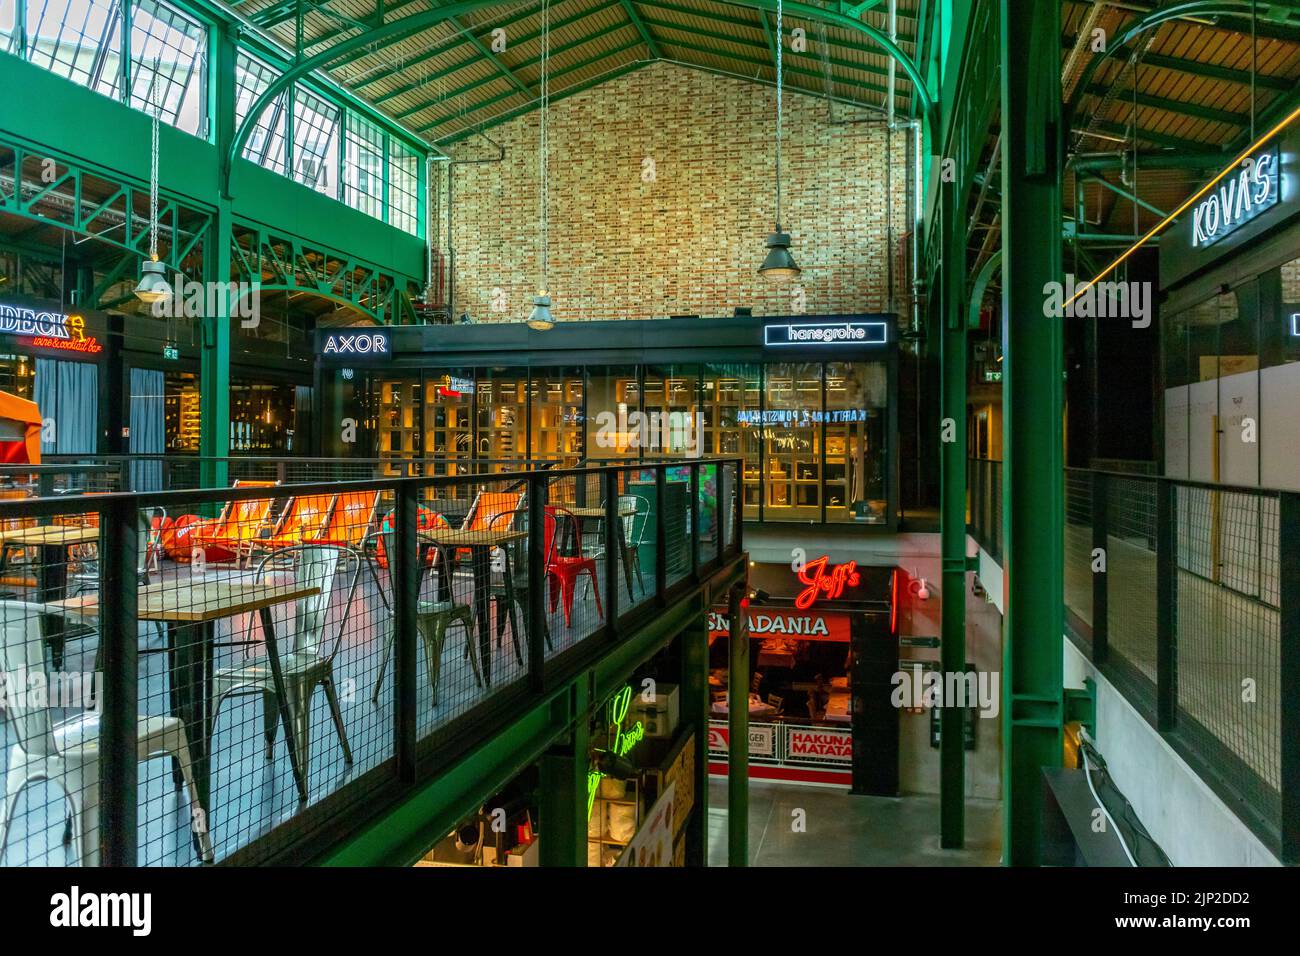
586,685,646,819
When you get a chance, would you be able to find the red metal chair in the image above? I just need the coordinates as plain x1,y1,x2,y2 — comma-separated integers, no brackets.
544,506,603,628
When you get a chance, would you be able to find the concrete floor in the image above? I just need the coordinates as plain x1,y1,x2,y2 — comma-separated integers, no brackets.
706,778,1002,866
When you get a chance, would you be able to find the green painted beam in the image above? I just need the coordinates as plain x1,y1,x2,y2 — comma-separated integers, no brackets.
642,0,915,58
642,12,900,83
321,694,570,865
1083,119,1212,153
621,0,662,58
658,57,890,113
646,33,893,95
759,9,778,68
366,1,598,103
538,681,590,867
1065,1,1260,123
840,0,886,16
1000,0,1064,866
398,20,633,121
447,12,532,96
1136,52,1292,93
967,248,1001,331
938,119,966,850
727,582,749,866
317,559,744,866
1081,171,1171,221
295,0,426,53
229,0,933,169
1083,83,1249,128
421,42,646,135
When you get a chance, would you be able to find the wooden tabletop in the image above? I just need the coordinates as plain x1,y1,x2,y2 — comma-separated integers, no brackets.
49,580,320,623
0,525,100,546
419,528,526,547
565,506,637,518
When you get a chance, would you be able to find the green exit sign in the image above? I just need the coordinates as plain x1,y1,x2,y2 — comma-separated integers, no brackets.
163,345,179,360
983,369,1002,383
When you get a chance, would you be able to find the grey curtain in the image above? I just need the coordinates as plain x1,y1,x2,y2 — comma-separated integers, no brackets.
35,358,98,455
129,367,166,492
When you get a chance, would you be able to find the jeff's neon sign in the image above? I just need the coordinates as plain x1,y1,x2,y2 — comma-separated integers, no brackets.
795,555,861,609
587,685,646,819
1192,144,1279,247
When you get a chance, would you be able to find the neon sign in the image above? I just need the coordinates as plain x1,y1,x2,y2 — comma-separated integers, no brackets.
0,304,81,339
795,555,861,609
765,320,888,347
586,685,646,819
1191,144,1279,248
0,305,103,354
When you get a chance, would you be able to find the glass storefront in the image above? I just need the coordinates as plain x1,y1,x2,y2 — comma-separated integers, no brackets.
1163,251,1300,490
321,361,894,525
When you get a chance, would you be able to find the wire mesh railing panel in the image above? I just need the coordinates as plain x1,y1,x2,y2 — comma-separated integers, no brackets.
132,489,389,865
1173,485,1281,824
613,468,652,618
695,463,719,571
1064,469,1093,642
410,475,531,738
966,459,1002,561
1105,477,1158,693
0,456,742,866
655,465,692,589
722,460,739,551
0,512,107,866
541,473,607,660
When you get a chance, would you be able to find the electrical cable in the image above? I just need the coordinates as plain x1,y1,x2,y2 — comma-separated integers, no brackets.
1079,729,1136,866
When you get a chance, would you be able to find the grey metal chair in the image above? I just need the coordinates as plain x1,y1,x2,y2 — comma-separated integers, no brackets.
486,506,546,661
0,600,213,865
209,544,361,786
416,599,479,707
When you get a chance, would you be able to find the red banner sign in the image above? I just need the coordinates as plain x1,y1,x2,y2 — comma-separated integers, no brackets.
708,609,850,642
787,727,853,760
794,556,861,609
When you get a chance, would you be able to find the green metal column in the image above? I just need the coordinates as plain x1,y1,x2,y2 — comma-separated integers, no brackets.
727,582,749,866
538,682,590,867
1000,0,1064,866
939,143,967,849
682,613,711,866
200,24,236,490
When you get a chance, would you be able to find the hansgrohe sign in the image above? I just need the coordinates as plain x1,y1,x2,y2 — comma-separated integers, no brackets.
1191,142,1280,248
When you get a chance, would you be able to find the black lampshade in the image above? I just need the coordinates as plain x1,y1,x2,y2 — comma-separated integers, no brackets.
758,228,800,281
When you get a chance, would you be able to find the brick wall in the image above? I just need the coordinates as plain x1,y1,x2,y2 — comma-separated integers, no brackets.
441,62,913,323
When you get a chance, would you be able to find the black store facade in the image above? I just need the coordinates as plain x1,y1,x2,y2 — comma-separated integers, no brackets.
314,314,901,529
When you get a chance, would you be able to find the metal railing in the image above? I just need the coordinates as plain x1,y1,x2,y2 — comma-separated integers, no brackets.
967,458,1002,561
1062,468,1295,864
0,457,744,866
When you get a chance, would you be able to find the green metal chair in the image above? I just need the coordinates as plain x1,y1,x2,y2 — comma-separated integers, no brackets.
417,599,479,707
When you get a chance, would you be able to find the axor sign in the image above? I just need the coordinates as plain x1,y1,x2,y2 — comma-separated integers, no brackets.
321,331,390,357
1191,143,1280,248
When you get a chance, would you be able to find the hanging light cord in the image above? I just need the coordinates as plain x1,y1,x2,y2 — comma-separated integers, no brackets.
539,0,550,292
775,0,783,228
148,61,162,261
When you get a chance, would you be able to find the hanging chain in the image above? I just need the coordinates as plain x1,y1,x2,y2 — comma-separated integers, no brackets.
148,59,162,261
775,0,783,228
540,0,551,292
